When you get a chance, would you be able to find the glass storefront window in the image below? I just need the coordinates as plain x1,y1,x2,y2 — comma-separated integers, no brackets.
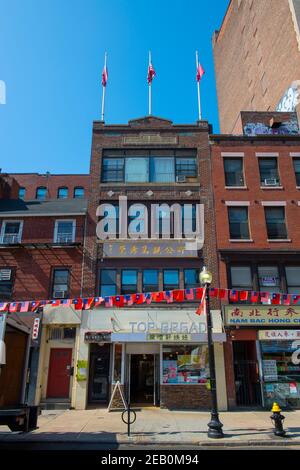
162,345,209,384
261,340,300,409
113,344,123,383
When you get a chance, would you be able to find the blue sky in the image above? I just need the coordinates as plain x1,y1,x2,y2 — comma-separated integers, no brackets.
0,0,229,174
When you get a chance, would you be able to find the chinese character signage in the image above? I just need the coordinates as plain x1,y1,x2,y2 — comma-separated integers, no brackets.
102,241,198,258
147,333,192,342
258,330,300,340
224,305,300,326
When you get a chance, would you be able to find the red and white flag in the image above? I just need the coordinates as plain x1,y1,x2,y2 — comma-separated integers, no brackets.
147,63,156,84
102,65,108,87
196,287,206,316
196,63,205,82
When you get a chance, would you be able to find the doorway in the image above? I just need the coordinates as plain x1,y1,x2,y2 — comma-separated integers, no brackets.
88,343,111,404
233,341,262,407
47,348,72,398
130,354,156,405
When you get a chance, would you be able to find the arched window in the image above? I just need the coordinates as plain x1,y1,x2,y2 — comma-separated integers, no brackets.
74,187,85,198
57,187,68,199
18,187,26,199
36,187,47,200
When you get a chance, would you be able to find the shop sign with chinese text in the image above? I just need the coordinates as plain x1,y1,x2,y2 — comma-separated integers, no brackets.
147,333,192,342
224,306,300,326
259,330,300,340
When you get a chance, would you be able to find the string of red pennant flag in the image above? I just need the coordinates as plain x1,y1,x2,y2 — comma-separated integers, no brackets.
0,287,300,314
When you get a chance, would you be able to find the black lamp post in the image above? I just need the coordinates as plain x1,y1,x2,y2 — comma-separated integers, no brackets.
199,266,224,439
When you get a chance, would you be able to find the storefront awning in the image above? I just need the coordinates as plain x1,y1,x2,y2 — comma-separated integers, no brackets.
81,308,226,343
42,306,81,325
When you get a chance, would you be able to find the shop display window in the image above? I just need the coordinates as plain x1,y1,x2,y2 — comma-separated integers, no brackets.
162,345,209,384
261,340,300,409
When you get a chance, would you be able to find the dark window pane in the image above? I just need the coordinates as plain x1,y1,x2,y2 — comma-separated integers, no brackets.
259,158,280,186
293,159,300,186
176,158,197,178
121,270,137,294
265,207,287,239
143,270,159,292
163,270,179,290
102,158,124,182
224,158,244,186
58,187,68,199
184,269,199,287
101,270,117,284
36,187,47,199
228,207,250,239
101,285,117,297
0,268,13,299
18,187,26,199
74,187,85,198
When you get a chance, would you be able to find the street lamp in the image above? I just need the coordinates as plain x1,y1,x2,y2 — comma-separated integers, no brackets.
199,266,224,439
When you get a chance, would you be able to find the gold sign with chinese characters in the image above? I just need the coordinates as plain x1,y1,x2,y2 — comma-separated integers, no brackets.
102,240,198,258
224,305,300,326
147,333,192,342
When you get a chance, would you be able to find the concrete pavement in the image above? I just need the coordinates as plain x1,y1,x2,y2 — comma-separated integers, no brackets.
0,408,300,447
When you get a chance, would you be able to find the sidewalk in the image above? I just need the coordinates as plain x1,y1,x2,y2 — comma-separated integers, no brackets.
0,408,300,447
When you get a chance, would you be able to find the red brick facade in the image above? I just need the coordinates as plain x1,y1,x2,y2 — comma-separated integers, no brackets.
12,173,90,200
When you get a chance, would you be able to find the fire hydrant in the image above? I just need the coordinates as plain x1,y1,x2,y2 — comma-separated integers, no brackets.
270,402,286,437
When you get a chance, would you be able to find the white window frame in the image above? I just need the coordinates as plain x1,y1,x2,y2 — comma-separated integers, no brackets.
0,220,23,244
54,219,76,244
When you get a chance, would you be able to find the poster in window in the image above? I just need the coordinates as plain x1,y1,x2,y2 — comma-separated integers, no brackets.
162,360,178,384
262,360,278,382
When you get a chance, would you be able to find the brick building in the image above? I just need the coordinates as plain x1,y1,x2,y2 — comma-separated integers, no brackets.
211,110,300,409
0,176,88,409
11,173,90,200
213,0,300,134
74,115,228,411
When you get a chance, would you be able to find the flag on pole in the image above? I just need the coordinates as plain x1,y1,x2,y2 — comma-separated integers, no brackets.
147,62,156,84
102,63,108,87
196,287,206,315
196,63,205,82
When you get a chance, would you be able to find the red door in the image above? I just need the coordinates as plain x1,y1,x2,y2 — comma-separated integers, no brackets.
47,348,72,398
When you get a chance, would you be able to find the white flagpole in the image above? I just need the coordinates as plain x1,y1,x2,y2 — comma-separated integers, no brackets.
196,50,201,121
149,51,152,115
101,52,107,122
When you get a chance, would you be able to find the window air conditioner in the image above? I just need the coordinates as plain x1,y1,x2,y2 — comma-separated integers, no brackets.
176,175,186,183
264,178,279,186
53,290,67,299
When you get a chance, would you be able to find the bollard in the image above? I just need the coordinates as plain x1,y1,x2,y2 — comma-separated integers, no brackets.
270,402,286,437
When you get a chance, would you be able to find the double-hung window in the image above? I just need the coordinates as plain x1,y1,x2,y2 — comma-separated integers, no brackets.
230,266,253,301
293,158,300,186
100,270,117,297
57,187,68,199
163,270,179,290
264,207,287,239
0,268,13,299
36,187,47,199
259,158,280,186
143,270,159,292
74,187,85,198
121,270,138,295
0,221,23,244
228,207,250,240
52,269,70,299
285,266,300,295
176,158,197,179
54,220,75,243
224,158,244,186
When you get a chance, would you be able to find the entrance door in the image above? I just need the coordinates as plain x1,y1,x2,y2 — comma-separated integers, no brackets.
233,341,261,407
130,354,155,405
47,348,72,398
88,343,110,403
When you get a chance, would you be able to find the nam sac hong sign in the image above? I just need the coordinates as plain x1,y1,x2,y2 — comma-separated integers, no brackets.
224,305,300,326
